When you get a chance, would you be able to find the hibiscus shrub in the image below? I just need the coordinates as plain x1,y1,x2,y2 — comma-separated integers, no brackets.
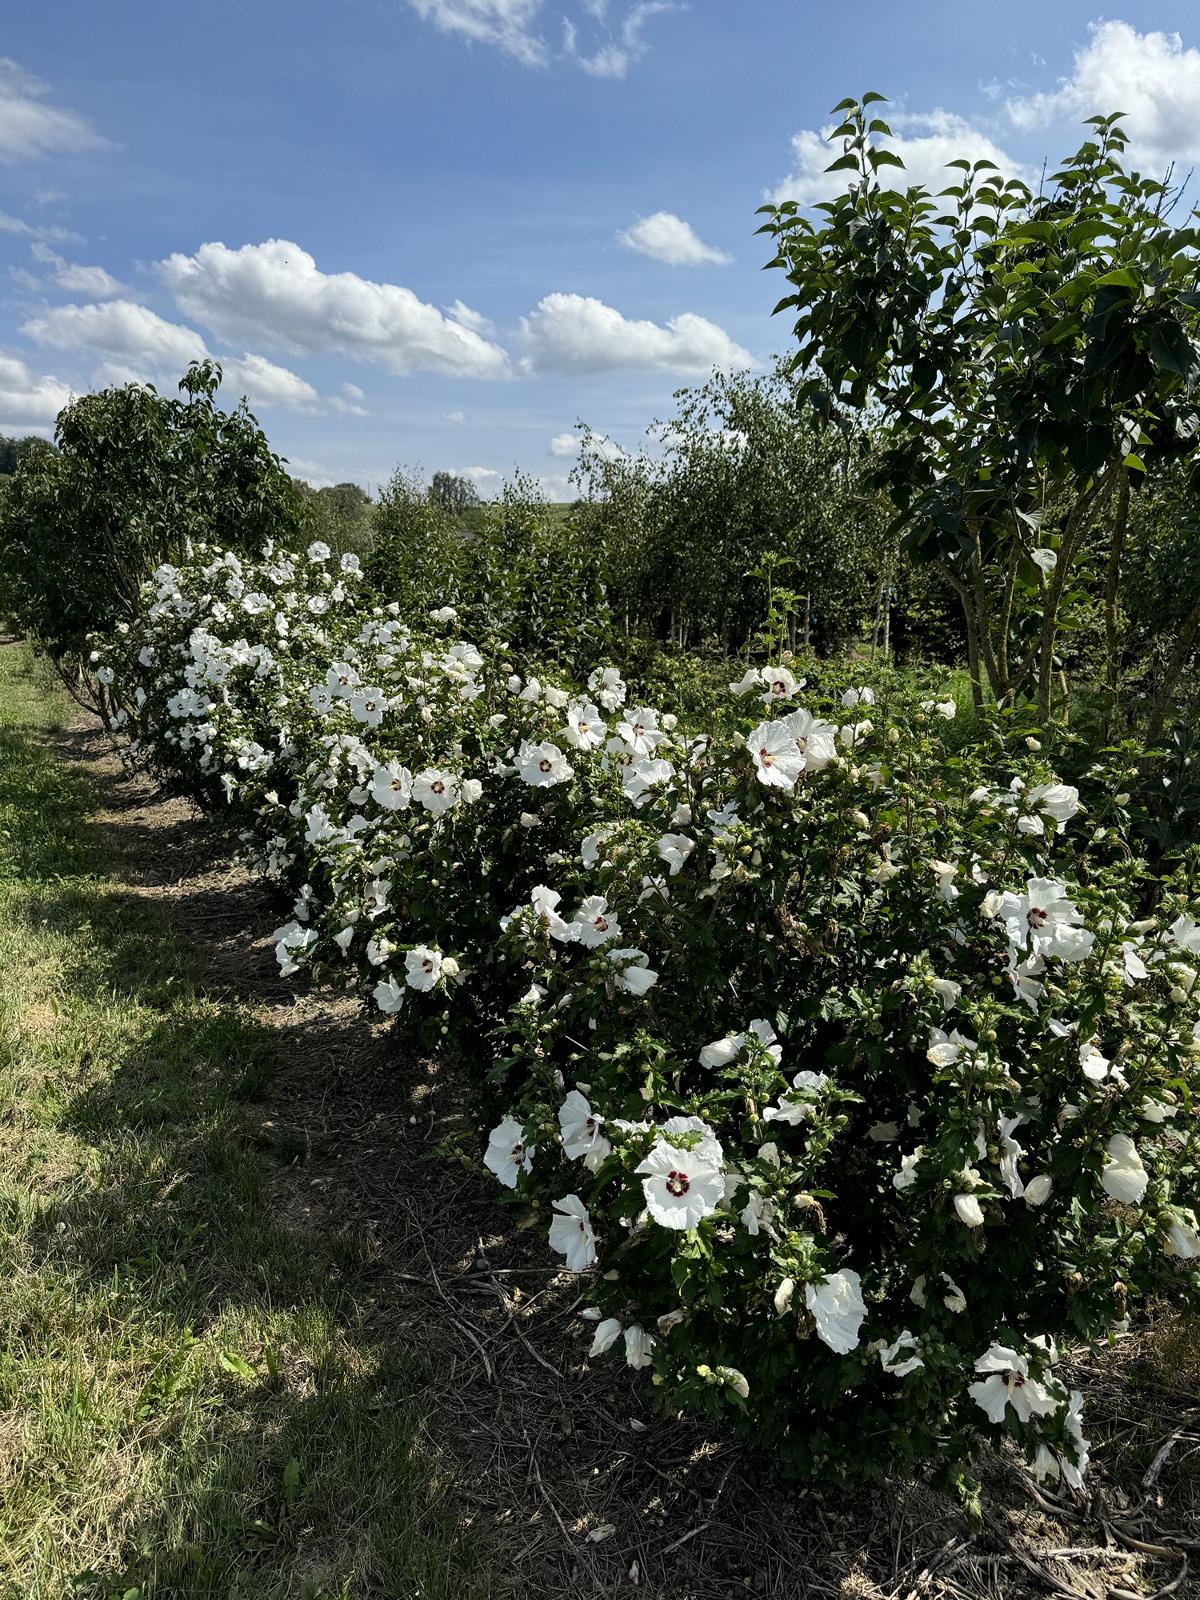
94,540,1200,1492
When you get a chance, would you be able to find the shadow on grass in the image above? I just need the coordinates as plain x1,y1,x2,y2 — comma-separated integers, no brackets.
0,702,491,1599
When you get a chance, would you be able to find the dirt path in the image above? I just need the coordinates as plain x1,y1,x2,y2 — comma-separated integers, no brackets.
57,718,1199,1600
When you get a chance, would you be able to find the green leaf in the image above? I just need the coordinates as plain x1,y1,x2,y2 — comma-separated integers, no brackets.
218,1349,257,1382
1095,267,1140,290
824,154,860,174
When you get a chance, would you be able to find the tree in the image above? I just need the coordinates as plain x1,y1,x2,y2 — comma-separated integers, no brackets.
0,360,303,707
759,99,1200,728
296,479,375,559
428,471,480,514
0,433,51,475
575,367,895,656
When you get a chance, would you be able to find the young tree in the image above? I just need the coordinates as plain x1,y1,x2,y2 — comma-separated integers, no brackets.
759,99,1200,726
0,360,303,708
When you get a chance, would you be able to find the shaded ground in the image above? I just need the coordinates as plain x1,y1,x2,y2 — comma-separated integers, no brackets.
26,694,1200,1598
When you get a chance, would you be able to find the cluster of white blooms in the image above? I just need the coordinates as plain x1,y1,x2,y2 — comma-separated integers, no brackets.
92,540,1200,1486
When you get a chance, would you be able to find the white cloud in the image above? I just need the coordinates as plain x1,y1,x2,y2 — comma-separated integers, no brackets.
549,428,624,461
159,239,511,380
22,299,207,371
0,351,72,428
21,297,354,416
407,0,673,76
1007,21,1200,171
444,298,494,334
563,0,675,78
522,292,753,375
770,109,1026,206
222,352,320,412
442,409,466,423
407,0,547,66
0,208,82,245
0,58,107,164
618,210,730,266
30,241,123,297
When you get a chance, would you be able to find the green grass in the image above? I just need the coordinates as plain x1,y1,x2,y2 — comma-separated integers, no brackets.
0,645,485,1600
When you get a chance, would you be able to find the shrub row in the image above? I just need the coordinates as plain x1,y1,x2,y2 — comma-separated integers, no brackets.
94,539,1200,1491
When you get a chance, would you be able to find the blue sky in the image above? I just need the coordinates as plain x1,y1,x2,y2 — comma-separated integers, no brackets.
4,4,1200,494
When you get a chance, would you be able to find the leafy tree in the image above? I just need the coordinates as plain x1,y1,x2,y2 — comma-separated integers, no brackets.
577,367,895,656
0,433,50,475
366,468,465,606
759,99,1200,728
296,478,376,559
0,361,303,707
429,470,480,514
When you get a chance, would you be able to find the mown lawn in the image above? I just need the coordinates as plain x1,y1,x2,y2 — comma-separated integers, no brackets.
0,644,485,1600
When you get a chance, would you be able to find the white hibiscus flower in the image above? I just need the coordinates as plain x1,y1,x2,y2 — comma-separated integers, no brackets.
548,1194,597,1272
1101,1133,1148,1205
805,1269,866,1355
371,761,412,811
636,1139,724,1230
483,1115,535,1188
558,1090,612,1168
968,1344,1059,1424
517,739,574,787
404,946,444,991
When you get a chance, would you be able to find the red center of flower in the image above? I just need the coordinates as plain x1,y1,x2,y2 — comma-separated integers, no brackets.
759,747,772,763
431,780,445,795
539,758,552,773
510,1142,524,1162
1028,906,1049,928
594,917,608,933
665,1169,690,1197
390,777,405,792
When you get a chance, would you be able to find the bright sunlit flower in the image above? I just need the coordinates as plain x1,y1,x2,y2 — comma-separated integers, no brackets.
548,1194,597,1272
484,1115,535,1188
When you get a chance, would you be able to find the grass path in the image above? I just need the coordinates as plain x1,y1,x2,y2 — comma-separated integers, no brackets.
0,642,485,1600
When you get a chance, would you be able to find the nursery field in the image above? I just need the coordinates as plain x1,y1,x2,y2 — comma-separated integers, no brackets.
2,92,1200,1600
1,638,1198,1600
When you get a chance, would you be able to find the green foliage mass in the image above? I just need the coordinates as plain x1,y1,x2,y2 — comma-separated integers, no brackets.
0,360,304,702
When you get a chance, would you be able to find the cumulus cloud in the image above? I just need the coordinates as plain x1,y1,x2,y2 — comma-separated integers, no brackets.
0,58,107,164
221,352,320,412
442,409,466,423
20,297,354,415
769,109,1026,206
30,241,123,297
522,292,753,375
1007,20,1200,172
618,211,730,266
549,427,625,461
159,239,511,380
23,298,207,371
444,298,493,334
0,350,72,428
